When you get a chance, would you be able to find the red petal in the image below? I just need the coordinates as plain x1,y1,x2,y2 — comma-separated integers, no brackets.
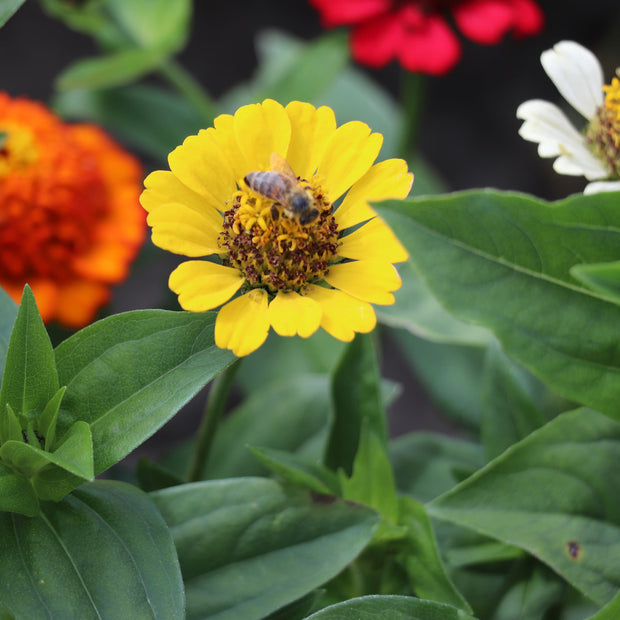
453,0,514,44
510,0,545,37
397,8,461,75
350,12,402,67
308,0,391,27
453,0,544,44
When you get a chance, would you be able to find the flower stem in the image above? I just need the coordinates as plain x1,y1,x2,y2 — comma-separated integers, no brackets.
185,359,241,482
158,59,217,123
398,71,426,158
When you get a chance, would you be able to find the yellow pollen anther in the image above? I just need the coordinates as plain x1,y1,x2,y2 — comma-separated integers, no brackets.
603,75,620,122
218,182,339,294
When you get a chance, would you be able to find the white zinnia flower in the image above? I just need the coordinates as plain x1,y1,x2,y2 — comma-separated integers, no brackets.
516,40,620,194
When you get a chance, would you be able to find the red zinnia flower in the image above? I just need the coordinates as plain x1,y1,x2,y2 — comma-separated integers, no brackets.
0,93,146,328
309,0,544,75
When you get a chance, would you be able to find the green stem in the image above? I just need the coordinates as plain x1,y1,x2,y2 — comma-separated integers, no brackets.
185,359,241,482
158,58,217,123
398,71,426,158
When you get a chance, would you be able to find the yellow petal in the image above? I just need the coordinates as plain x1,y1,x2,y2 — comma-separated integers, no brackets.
147,203,223,257
317,121,383,203
141,171,223,230
169,261,244,312
233,99,291,173
209,114,248,180
215,289,270,357
307,285,376,342
338,217,408,263
168,132,236,212
284,102,337,180
335,159,413,230
324,260,401,305
268,291,322,338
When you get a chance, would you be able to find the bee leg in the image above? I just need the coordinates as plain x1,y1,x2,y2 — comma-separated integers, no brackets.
271,204,280,220
300,209,319,225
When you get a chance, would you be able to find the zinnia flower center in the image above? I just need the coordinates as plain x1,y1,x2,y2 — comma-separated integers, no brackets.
218,179,340,294
0,124,39,176
0,124,109,282
586,74,620,179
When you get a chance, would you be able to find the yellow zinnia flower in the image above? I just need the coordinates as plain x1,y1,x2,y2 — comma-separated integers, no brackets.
140,99,413,356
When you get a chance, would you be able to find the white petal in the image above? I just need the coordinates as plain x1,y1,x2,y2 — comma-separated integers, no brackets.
540,40,604,120
517,99,588,156
554,153,608,180
584,181,620,195
517,99,609,180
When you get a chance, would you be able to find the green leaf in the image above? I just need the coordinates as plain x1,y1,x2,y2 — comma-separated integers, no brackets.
0,420,93,500
340,424,399,523
237,330,346,395
0,285,17,379
55,309,235,474
201,374,331,480
398,497,472,612
151,477,380,620
445,536,524,568
481,341,549,459
135,457,183,492
377,262,491,346
390,432,484,503
377,190,620,421
325,334,386,475
39,386,66,451
40,0,123,46
429,408,620,606
265,590,324,620
104,0,191,52
0,286,58,418
249,446,340,495
305,595,477,620
0,463,39,516
492,565,565,620
53,83,206,159
406,155,447,197
221,30,403,157
571,260,620,304
0,403,22,445
0,0,26,28
41,0,190,53
588,588,620,619
393,330,486,432
255,31,349,103
322,65,404,158
0,480,184,619
56,48,166,91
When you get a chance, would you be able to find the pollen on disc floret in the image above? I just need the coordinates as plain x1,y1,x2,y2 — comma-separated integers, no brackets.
587,72,620,178
218,182,340,294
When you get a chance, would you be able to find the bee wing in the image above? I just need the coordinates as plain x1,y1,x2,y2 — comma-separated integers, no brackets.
270,152,296,179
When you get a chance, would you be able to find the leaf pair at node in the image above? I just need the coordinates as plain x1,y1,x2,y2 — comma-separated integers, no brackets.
0,286,94,516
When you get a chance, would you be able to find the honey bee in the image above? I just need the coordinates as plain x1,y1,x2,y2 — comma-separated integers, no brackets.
244,152,319,224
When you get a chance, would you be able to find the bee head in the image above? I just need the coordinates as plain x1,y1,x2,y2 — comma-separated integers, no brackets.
290,193,310,214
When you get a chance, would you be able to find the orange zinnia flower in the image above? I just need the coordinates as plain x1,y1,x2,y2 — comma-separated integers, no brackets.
0,92,146,328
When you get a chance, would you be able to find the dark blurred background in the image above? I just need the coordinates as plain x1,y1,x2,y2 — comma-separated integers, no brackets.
1,0,619,452
2,1,619,198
